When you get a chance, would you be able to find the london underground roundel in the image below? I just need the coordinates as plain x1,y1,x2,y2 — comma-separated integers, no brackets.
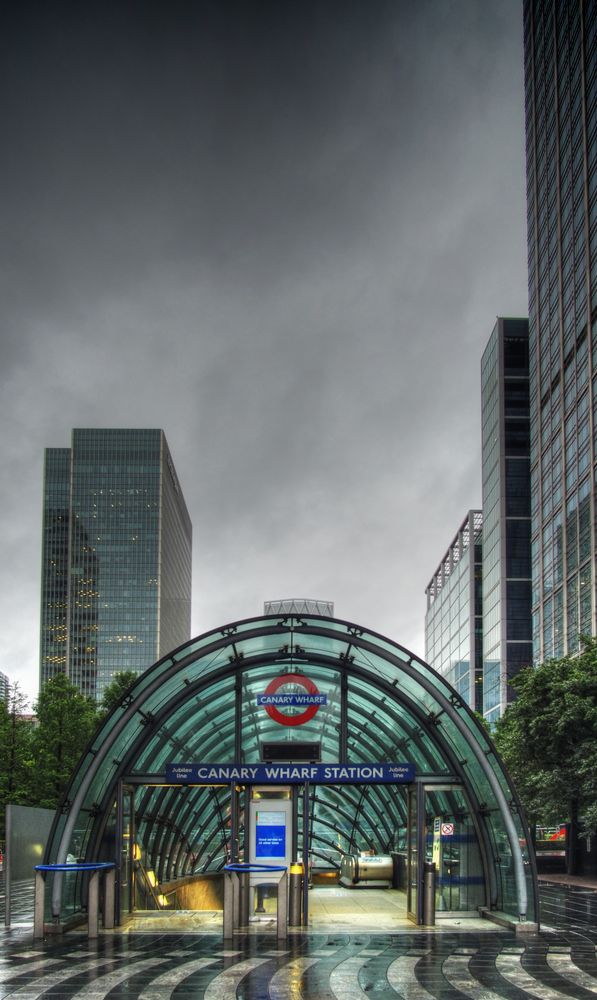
257,673,327,726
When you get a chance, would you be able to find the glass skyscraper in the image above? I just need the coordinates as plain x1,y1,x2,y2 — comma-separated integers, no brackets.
426,319,532,722
425,510,484,712
481,319,532,723
524,1,597,661
40,429,192,700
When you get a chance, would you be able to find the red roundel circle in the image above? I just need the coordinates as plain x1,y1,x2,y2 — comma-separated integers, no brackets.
263,673,321,727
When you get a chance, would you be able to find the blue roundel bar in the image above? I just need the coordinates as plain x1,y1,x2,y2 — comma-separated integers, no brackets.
35,862,116,872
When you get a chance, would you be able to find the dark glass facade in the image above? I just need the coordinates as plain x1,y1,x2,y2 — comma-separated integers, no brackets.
481,319,533,723
524,0,597,661
425,511,483,712
39,429,192,700
39,448,72,680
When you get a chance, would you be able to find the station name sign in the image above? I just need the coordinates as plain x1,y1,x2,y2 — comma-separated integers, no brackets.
164,762,415,784
257,693,327,707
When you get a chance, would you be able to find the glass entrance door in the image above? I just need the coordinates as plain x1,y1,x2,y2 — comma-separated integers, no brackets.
425,785,485,915
407,782,485,923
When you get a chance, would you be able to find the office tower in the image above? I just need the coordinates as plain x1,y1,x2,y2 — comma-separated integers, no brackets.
524,1,597,661
0,671,9,704
424,511,483,711
40,429,192,700
481,319,533,723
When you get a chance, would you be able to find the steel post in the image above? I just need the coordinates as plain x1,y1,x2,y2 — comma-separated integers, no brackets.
423,862,436,926
103,868,115,929
223,871,234,939
88,870,99,938
34,871,45,940
277,871,288,939
289,863,303,926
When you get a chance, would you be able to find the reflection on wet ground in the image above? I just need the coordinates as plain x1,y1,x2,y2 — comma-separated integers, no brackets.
1,877,597,999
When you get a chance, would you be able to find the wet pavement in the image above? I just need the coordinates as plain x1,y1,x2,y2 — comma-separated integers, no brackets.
539,879,597,942
1,877,597,998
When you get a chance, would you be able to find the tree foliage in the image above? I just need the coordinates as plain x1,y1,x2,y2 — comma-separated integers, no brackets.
30,673,98,809
0,684,35,835
0,671,145,825
99,671,139,716
493,637,597,840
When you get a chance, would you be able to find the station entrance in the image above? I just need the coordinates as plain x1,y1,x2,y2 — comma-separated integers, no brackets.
42,613,539,931
117,773,487,928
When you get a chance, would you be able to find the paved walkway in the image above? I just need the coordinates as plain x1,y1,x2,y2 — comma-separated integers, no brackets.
539,870,597,890
2,926,597,999
1,879,597,998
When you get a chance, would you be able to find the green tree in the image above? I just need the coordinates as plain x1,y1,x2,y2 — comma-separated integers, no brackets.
31,673,98,809
493,637,597,873
0,683,35,836
99,671,139,716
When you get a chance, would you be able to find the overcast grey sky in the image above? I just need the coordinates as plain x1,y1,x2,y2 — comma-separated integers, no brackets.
1,0,528,704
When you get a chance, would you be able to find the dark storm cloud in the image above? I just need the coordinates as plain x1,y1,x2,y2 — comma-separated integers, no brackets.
0,1,527,699
2,2,517,317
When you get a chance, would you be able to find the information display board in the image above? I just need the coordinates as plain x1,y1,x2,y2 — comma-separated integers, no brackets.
249,796,293,869
255,810,286,859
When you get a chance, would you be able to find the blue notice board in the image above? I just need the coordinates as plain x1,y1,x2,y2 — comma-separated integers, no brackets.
255,810,286,859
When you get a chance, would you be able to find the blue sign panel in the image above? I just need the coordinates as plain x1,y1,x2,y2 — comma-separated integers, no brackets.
255,811,286,858
165,762,415,784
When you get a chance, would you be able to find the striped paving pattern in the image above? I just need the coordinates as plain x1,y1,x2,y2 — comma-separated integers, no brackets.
1,932,597,999
2,880,597,998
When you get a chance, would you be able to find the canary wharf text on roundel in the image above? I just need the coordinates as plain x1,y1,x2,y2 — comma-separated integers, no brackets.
257,673,327,726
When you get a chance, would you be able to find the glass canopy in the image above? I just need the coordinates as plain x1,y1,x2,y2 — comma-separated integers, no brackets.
45,614,537,924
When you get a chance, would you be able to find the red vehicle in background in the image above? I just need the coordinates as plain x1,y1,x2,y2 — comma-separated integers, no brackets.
535,824,567,873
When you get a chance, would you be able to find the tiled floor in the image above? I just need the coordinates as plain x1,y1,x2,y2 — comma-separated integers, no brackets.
2,879,597,998
2,929,597,999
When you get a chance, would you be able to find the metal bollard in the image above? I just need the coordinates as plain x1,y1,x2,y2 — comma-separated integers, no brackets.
277,871,288,939
238,870,250,927
223,871,235,939
289,862,303,926
255,884,266,912
423,861,436,926
87,870,100,938
34,871,45,940
103,868,115,930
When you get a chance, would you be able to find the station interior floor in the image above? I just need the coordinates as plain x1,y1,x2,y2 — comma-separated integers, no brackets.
123,886,502,935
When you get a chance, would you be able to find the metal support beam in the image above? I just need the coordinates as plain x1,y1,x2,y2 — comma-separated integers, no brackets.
302,781,309,926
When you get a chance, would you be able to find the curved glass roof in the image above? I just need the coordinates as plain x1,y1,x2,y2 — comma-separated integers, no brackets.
46,614,537,923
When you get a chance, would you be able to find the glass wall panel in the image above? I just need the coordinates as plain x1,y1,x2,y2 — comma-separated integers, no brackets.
43,615,536,926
